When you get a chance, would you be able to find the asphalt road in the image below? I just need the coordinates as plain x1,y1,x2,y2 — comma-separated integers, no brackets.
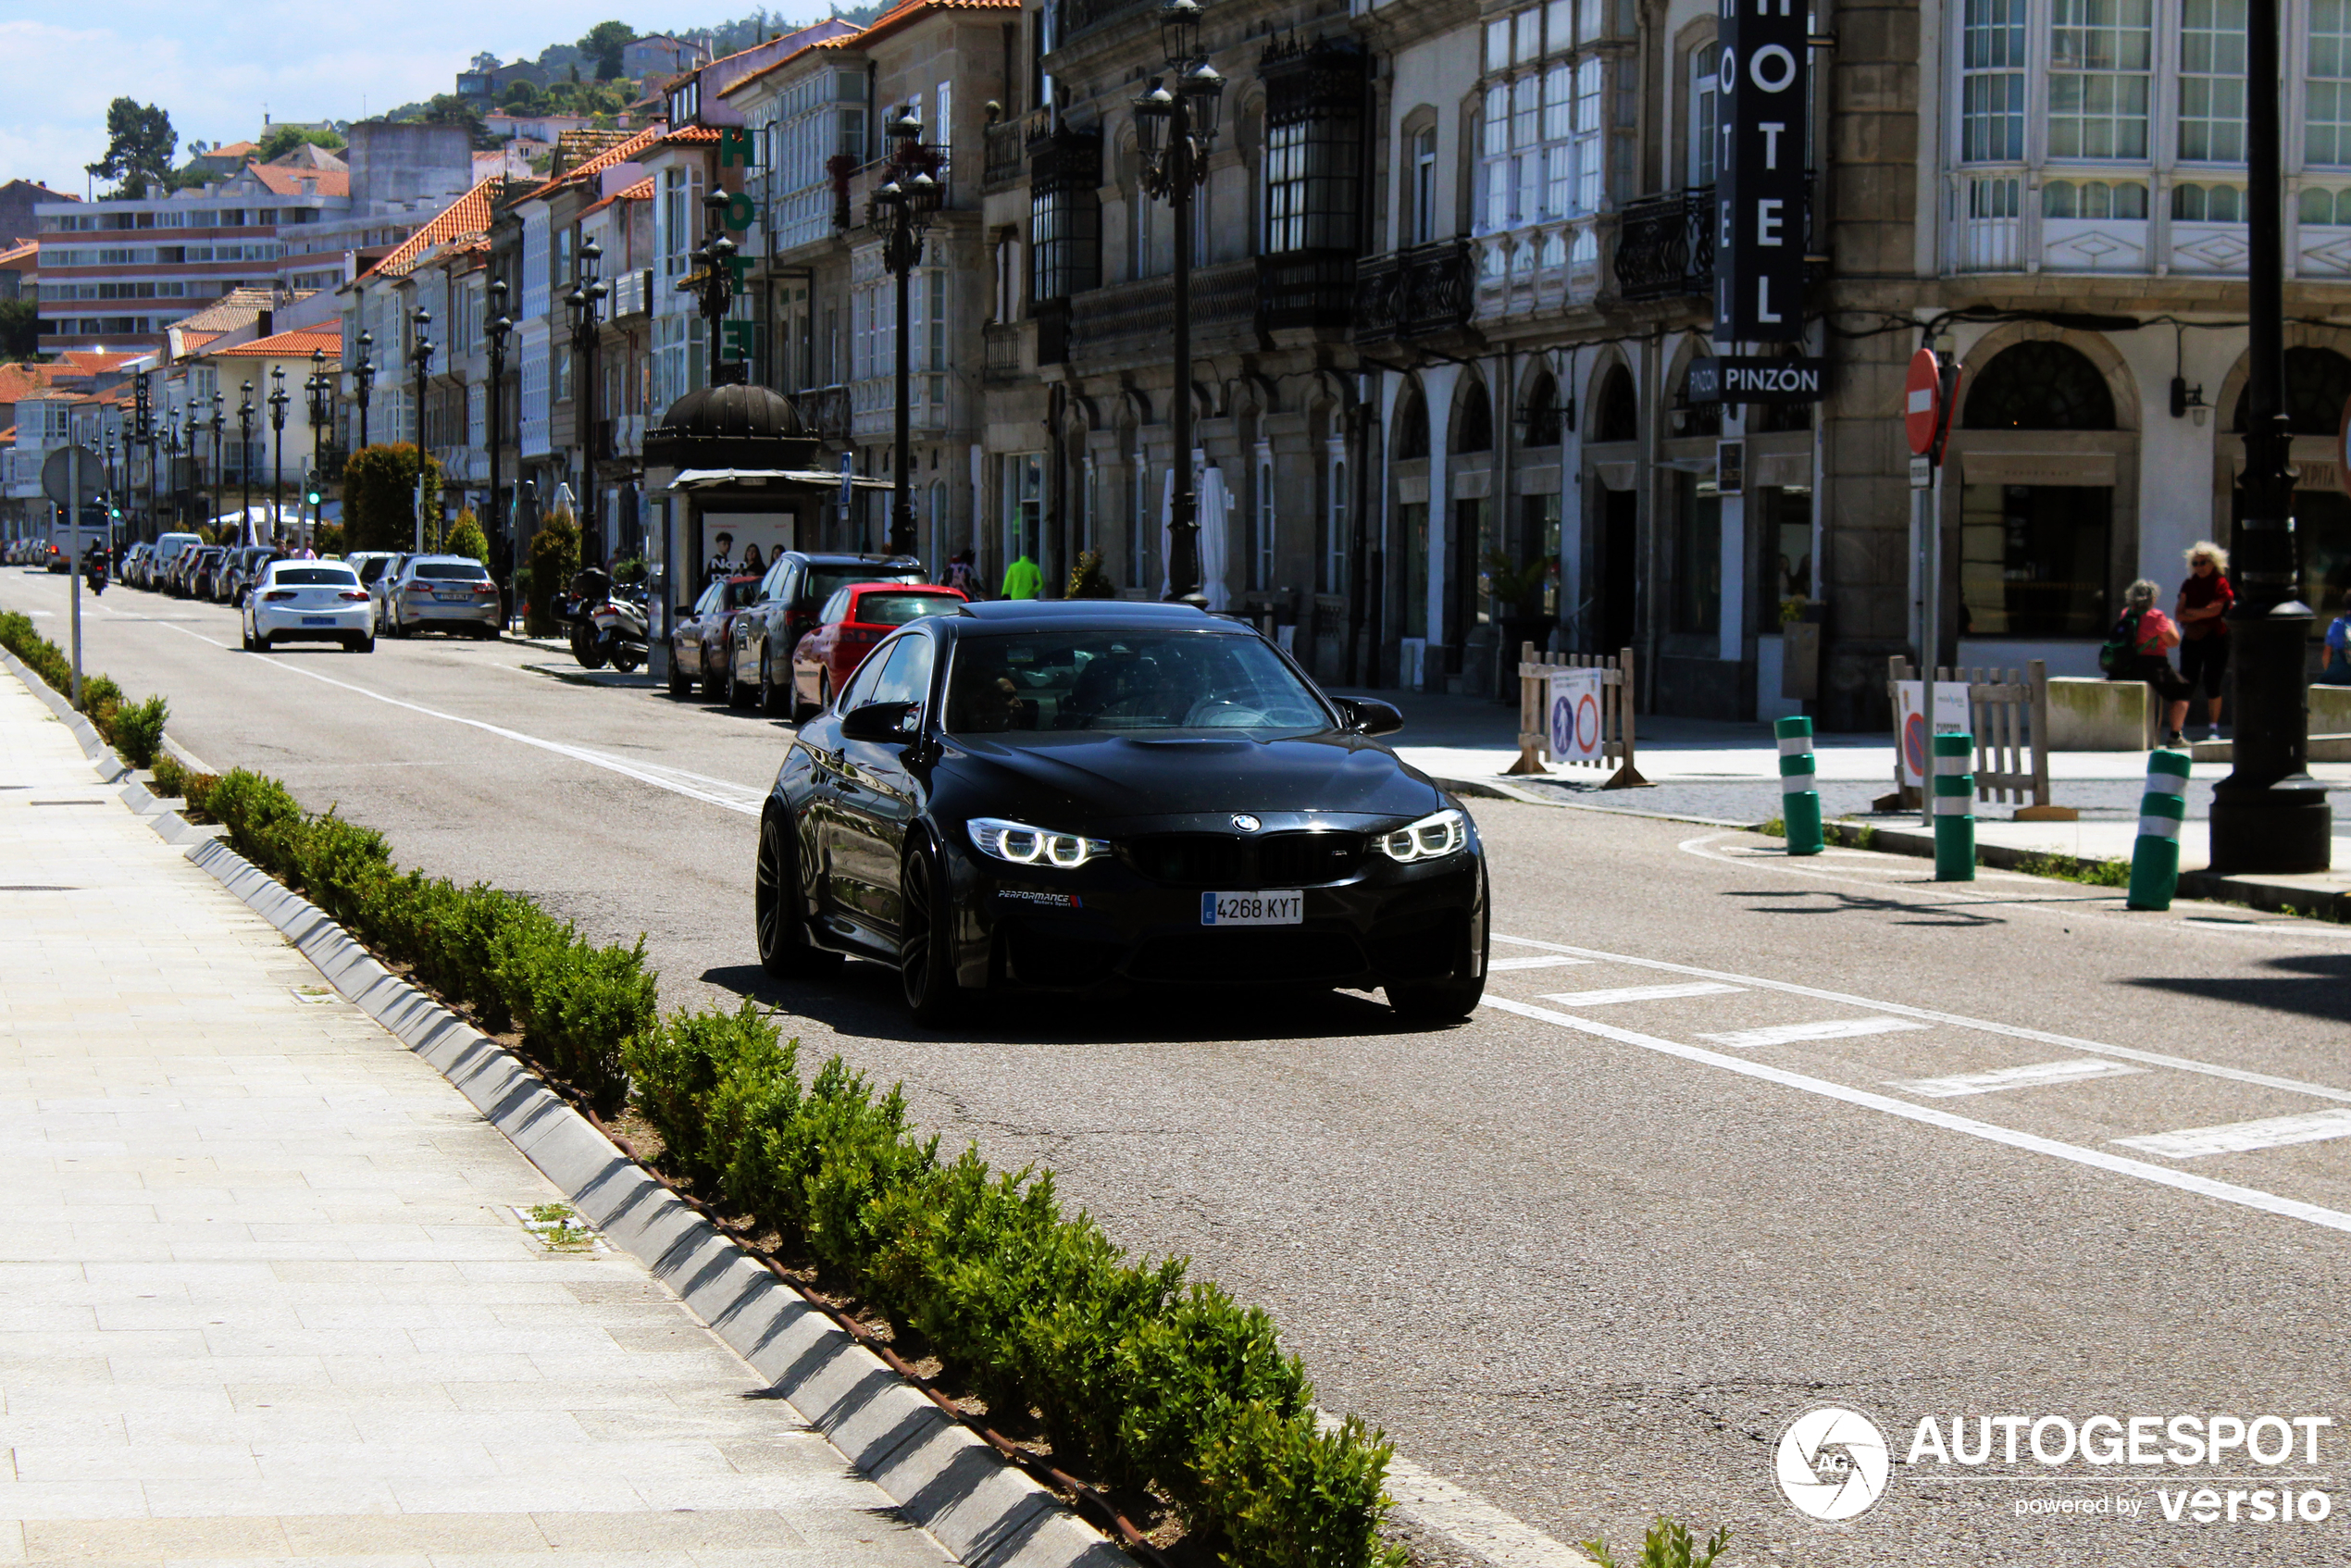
16,566,2351,1568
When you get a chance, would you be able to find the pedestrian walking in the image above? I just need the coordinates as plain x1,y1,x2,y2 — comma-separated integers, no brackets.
2103,578,2194,746
941,548,980,598
2173,541,2233,739
2320,591,2351,685
1000,551,1043,601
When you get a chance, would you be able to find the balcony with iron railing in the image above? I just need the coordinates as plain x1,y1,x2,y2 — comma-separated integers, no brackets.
1351,239,1474,343
1611,186,1713,302
1064,258,1260,363
792,384,852,446
984,108,1051,191
1059,0,1152,43
983,320,1029,385
1256,250,1356,334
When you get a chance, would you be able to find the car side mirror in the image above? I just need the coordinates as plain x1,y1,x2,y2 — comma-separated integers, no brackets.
1337,697,1405,737
840,700,919,742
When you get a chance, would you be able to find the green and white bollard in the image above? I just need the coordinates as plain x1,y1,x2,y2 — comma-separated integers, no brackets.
1932,731,1976,881
2127,747,2193,911
1775,716,1824,855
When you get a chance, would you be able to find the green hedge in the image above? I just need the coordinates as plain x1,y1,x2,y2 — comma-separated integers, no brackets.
621,1002,1403,1567
4,607,1404,1565
0,611,171,772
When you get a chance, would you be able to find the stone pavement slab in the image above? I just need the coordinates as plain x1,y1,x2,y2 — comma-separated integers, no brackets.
0,666,955,1566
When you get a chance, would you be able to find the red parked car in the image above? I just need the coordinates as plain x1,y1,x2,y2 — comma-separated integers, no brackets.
790,582,967,718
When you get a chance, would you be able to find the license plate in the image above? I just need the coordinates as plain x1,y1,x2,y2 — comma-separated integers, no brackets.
435,592,471,604
1200,890,1302,926
301,616,335,625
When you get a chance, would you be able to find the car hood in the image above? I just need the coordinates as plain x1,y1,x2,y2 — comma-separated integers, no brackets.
937,729,1444,830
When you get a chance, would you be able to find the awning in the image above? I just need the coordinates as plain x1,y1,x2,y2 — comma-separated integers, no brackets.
666,467,897,492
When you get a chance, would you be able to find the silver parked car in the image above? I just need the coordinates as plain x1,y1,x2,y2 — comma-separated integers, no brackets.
382,554,501,639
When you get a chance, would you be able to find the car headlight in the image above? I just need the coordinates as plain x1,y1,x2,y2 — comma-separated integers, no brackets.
1377,807,1467,863
967,817,1110,868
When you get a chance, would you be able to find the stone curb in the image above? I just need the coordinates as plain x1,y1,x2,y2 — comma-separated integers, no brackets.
147,828,1127,1568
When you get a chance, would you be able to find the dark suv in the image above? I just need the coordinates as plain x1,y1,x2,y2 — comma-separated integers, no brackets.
727,551,925,716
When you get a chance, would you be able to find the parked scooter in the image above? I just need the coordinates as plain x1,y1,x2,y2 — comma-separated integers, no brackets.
566,567,649,674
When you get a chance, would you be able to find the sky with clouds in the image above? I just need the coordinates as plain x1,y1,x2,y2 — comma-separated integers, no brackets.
2,6,826,195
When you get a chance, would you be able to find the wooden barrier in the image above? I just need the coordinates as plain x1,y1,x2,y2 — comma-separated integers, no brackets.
1510,643,1650,788
1882,656,2077,821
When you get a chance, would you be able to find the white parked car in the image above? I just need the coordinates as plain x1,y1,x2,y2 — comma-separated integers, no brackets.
383,554,501,639
242,561,374,653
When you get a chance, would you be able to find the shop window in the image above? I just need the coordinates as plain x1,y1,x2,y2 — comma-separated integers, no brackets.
1756,486,1813,627
1959,483,2113,636
1522,372,1562,446
1962,342,2116,429
2228,347,2351,433
1401,502,1430,638
1672,470,1721,634
1591,364,1636,442
2296,492,2351,634
1453,381,1493,453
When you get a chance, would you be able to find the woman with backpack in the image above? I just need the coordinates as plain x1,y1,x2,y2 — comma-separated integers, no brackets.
2103,579,2193,746
2173,541,2233,739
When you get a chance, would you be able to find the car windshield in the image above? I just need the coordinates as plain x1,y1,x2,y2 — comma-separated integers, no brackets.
944,630,1332,737
807,566,922,606
853,591,959,628
274,567,357,586
414,561,490,580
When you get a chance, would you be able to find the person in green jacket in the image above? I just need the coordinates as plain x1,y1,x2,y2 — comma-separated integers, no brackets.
1001,553,1043,599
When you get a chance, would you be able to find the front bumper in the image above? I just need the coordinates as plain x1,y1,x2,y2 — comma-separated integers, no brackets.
943,820,1486,994
254,604,371,641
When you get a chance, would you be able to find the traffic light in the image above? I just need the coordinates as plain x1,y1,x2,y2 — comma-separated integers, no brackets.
305,488,321,506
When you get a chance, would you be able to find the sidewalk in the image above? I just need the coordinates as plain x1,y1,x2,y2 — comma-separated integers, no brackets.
0,669,952,1565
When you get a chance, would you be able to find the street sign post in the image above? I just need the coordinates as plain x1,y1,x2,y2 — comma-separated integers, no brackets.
42,443,102,707
1904,348,1962,828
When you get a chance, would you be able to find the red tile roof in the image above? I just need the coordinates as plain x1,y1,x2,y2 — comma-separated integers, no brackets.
247,163,351,198
210,141,259,158
665,125,722,144
362,175,509,280
207,326,343,361
720,32,865,96
525,124,667,202
855,0,1022,49
0,240,35,269
58,351,143,372
0,365,44,403
170,287,289,332
578,175,657,219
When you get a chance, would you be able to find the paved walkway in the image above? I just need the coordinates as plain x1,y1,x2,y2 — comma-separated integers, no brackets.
0,668,949,1565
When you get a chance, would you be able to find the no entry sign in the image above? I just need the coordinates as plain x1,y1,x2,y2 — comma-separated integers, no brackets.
1905,347,1959,462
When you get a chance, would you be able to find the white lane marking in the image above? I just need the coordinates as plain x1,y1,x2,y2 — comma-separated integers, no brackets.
1479,995,2351,1236
152,621,767,815
1889,1059,2146,1099
1493,933,2351,1108
1485,954,1595,972
1536,981,1744,1006
2115,1109,2351,1159
1697,1016,1929,1049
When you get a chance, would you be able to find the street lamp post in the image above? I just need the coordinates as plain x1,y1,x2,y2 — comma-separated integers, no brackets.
564,241,610,566
103,432,117,525
486,279,513,560
238,382,255,542
353,330,376,450
687,189,740,382
2210,0,2333,871
867,108,941,560
209,393,225,530
411,306,435,551
1131,0,1225,606
267,367,291,547
164,411,182,532
305,347,331,549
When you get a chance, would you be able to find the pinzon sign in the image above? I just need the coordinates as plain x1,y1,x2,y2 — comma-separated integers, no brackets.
1687,355,1825,404
1714,0,1810,342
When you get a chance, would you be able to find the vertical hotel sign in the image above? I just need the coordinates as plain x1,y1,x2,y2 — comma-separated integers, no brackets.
1715,0,1809,342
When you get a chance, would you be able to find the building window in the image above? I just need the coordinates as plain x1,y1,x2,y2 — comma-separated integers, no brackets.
2171,181,2245,220
1961,0,2027,162
1325,441,1349,594
1688,43,1720,186
2312,0,2351,167
1030,131,1101,302
1411,128,1438,243
2047,0,2151,160
1263,41,1365,255
2043,178,2147,217
2178,0,2247,162
1130,457,1151,588
1672,471,1722,635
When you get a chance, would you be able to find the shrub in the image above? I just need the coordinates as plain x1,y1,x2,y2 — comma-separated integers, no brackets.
342,443,444,554
445,511,489,564
527,512,578,636
112,695,168,768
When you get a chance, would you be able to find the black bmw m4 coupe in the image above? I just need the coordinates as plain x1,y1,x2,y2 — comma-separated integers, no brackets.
753,599,1488,1023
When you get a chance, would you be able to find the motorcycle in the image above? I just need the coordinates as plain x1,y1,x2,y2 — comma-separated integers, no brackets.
566,567,649,674
83,549,107,597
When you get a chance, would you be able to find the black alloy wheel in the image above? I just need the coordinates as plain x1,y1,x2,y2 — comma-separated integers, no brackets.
754,813,841,977
725,658,749,708
667,649,693,698
898,838,959,1025
757,653,784,716
1386,865,1491,1021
